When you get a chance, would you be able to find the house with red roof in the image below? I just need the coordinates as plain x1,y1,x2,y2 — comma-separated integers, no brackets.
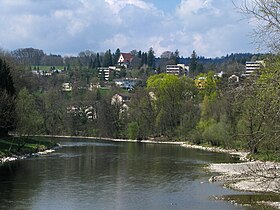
118,53,134,68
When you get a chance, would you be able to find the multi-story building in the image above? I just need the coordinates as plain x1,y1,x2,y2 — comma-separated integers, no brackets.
166,64,189,76
98,66,121,81
245,60,265,77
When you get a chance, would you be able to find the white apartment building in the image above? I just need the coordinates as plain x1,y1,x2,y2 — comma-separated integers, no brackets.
245,60,265,77
166,64,189,76
98,66,121,81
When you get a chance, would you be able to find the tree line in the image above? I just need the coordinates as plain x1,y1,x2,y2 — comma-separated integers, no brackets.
0,51,279,160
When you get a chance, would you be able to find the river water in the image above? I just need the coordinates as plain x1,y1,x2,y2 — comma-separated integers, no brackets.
0,138,264,210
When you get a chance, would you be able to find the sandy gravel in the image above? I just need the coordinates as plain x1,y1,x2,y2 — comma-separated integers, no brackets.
208,161,280,193
208,161,280,209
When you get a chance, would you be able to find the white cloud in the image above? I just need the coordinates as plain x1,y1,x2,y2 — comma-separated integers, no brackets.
176,0,219,18
0,0,257,57
103,34,129,50
105,0,155,14
147,36,172,56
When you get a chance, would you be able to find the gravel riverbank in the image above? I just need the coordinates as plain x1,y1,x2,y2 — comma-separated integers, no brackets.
208,160,280,209
0,149,56,164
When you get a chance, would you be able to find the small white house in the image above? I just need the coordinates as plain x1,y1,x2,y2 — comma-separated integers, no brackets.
62,82,72,92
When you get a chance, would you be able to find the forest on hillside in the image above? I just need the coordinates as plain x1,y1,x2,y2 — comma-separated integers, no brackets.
0,46,279,161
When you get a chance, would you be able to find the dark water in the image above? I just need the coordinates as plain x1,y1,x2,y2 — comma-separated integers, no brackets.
0,139,267,210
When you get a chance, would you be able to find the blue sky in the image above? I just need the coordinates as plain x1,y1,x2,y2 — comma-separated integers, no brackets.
0,0,259,57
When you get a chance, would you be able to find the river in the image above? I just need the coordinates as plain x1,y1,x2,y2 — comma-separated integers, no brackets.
0,138,266,210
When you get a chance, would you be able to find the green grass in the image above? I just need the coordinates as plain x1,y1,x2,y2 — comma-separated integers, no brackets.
0,137,57,157
98,87,110,96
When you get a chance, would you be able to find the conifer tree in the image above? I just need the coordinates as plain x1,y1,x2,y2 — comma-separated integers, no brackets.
0,58,16,136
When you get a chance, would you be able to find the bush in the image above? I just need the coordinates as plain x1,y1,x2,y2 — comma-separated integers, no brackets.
202,121,229,147
127,122,139,140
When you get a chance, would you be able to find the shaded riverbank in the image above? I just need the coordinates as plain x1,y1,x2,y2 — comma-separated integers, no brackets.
0,136,59,164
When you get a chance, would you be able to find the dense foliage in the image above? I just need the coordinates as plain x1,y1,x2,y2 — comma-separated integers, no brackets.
0,47,279,160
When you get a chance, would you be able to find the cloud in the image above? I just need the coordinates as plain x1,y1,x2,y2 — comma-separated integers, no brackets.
103,34,129,50
105,0,155,14
176,0,219,18
0,0,256,57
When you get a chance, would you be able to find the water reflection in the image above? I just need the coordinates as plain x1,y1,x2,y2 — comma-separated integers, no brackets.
0,139,251,210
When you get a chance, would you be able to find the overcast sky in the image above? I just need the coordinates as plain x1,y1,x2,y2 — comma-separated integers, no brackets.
0,0,260,57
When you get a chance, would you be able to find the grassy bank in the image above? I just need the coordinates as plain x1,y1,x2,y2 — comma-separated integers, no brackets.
0,136,57,158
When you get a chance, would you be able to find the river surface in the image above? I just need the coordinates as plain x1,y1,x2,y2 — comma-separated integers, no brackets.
0,138,266,210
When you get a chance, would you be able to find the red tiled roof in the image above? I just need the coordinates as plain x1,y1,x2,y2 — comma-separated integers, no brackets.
120,53,133,62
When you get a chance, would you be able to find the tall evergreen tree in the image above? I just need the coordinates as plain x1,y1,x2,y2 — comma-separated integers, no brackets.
103,49,113,67
147,47,155,68
95,53,101,68
190,50,198,77
0,58,15,95
114,48,121,65
141,52,148,65
0,58,16,136
174,49,180,64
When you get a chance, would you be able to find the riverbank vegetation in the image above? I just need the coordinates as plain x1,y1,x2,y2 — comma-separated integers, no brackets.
0,0,279,162
0,137,57,158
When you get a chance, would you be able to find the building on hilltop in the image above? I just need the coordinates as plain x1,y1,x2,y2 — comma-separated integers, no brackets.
166,64,189,76
118,53,134,68
244,60,265,77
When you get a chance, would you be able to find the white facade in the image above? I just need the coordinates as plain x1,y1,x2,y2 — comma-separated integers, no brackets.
166,64,189,76
245,60,265,77
98,66,121,81
62,82,72,92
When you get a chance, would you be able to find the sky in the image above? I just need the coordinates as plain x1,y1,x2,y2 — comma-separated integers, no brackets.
0,0,259,58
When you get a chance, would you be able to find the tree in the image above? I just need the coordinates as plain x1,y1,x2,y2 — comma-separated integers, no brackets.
113,48,121,65
0,58,15,96
95,53,101,68
0,58,16,137
141,52,148,65
147,74,197,137
190,50,197,77
196,71,220,98
0,90,16,137
39,89,65,135
147,47,155,68
41,54,63,66
172,49,180,64
238,0,280,52
128,88,156,139
103,49,113,67
237,58,280,154
16,88,43,137
11,48,45,65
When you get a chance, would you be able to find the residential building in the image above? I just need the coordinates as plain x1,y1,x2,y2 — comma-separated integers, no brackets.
244,60,265,77
228,74,240,83
98,66,121,81
67,105,96,119
195,77,206,89
114,78,140,90
118,53,134,68
62,82,72,92
166,64,189,76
